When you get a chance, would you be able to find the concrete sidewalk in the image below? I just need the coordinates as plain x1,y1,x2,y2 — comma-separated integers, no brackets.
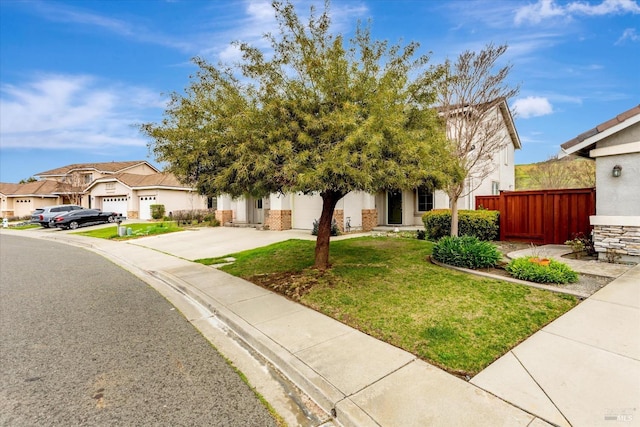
472,263,640,427
3,227,638,426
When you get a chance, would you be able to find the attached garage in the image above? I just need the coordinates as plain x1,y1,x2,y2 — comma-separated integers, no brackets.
139,195,157,220
101,196,127,215
291,193,322,229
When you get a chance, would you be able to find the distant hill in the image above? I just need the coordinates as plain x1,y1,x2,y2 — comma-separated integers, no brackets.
515,156,595,190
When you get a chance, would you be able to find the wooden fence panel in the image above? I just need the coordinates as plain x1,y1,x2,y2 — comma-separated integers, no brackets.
476,188,596,244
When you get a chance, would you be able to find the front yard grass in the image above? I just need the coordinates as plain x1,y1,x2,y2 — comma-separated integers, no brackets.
196,237,578,377
75,222,183,239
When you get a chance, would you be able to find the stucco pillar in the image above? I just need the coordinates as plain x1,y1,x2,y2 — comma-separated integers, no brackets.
361,193,377,231
215,195,233,225
266,193,292,230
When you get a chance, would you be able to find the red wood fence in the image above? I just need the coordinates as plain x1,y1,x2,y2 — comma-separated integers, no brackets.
476,188,596,244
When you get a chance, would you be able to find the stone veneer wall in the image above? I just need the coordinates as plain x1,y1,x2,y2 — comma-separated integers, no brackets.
593,225,640,260
267,209,292,231
361,209,378,232
127,211,139,219
215,209,233,225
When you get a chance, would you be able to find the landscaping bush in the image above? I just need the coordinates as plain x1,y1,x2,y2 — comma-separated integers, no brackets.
150,204,165,220
422,209,499,241
311,219,340,236
432,235,502,269
564,232,596,257
505,257,579,284
171,209,218,226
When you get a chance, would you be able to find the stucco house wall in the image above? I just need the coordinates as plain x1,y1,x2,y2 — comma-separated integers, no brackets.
595,151,640,216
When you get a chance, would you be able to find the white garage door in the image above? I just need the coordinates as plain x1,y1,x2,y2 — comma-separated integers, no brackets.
291,193,323,230
139,196,157,220
102,197,127,215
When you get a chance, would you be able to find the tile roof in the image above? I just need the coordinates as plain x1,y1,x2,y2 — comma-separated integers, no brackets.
560,104,640,156
35,160,155,176
0,180,64,196
98,173,190,189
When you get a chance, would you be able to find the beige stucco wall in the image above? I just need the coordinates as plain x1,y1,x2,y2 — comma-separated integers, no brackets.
151,189,207,216
594,152,640,216
2,196,60,218
89,181,132,211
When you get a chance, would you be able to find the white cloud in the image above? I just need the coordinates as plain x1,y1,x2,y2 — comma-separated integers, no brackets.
0,74,166,150
616,28,640,44
512,96,554,118
515,0,640,25
567,0,640,15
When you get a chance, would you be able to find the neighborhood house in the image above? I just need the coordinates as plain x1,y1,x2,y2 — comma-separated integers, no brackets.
0,161,208,220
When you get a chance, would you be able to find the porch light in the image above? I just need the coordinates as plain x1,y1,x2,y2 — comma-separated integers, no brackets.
612,165,622,178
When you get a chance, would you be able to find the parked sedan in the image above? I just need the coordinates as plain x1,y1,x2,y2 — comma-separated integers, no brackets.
31,204,84,228
51,209,124,230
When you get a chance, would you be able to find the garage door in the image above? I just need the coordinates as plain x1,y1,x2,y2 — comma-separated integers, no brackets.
291,193,322,230
139,196,156,220
102,197,127,215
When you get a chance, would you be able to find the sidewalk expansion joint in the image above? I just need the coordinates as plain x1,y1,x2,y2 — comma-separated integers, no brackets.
511,350,571,427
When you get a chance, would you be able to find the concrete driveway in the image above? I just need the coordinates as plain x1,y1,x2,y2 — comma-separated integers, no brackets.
127,226,365,260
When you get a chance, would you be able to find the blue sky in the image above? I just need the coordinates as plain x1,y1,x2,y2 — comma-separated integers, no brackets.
1,0,638,183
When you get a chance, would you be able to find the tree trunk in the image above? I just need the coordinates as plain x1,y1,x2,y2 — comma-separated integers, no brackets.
450,196,459,237
314,190,344,270
449,184,463,237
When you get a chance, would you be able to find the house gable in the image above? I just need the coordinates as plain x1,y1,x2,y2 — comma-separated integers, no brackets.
560,104,640,158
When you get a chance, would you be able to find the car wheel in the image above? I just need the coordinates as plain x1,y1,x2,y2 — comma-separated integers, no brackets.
42,223,49,228
69,221,79,230
107,216,115,223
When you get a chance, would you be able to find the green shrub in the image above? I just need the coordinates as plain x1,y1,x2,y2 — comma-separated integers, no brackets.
505,257,579,284
171,209,217,226
432,236,502,269
416,230,426,240
150,204,165,220
422,209,499,241
311,219,340,236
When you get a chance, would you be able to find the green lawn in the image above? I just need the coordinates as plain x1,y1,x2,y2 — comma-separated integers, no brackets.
197,237,578,376
75,222,183,239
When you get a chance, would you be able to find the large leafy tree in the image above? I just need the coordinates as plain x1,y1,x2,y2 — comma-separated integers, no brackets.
142,0,453,269
438,44,519,237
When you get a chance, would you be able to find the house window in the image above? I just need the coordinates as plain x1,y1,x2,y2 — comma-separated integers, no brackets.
84,173,93,184
492,181,500,195
207,197,217,210
417,187,434,212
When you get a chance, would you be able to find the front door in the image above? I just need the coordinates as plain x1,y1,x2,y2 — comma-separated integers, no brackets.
249,197,264,224
387,191,402,225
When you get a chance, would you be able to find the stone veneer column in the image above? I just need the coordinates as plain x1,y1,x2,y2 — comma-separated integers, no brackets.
127,211,139,219
361,209,378,232
267,209,292,231
215,210,233,225
591,216,640,263
215,195,234,225
333,209,344,232
267,193,292,231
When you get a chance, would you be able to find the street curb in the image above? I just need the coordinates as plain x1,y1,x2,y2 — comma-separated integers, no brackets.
149,270,374,427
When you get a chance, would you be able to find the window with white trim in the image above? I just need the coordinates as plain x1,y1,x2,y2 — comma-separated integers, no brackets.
492,181,500,195
417,187,434,212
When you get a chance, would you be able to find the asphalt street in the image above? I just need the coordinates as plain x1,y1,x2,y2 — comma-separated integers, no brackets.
0,234,278,426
